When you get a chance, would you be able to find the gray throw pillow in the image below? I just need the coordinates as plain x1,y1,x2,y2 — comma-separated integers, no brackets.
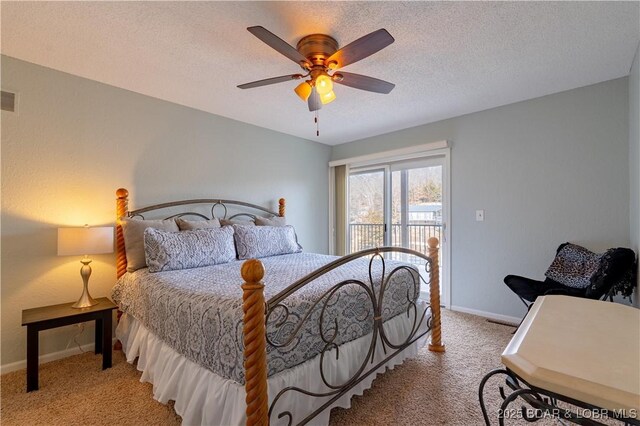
176,218,221,231
233,224,302,260
121,218,179,272
255,216,287,227
144,226,236,273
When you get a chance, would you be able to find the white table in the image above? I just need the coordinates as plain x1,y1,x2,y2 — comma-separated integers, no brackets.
479,295,640,425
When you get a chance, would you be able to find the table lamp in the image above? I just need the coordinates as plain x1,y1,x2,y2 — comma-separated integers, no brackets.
58,226,114,308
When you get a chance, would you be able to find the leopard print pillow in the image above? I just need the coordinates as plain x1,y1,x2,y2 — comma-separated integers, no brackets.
545,243,602,288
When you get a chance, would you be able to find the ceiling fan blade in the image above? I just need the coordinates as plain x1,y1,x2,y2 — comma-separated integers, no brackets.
325,29,394,70
237,74,303,89
308,87,322,112
333,72,395,94
247,26,309,66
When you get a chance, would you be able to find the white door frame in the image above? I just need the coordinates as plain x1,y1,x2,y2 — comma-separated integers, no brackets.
329,141,451,308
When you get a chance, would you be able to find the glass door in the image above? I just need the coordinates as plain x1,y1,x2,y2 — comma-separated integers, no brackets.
391,160,444,295
347,167,390,252
348,157,447,302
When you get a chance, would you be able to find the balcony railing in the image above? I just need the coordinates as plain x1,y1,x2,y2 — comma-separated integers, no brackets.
349,223,443,254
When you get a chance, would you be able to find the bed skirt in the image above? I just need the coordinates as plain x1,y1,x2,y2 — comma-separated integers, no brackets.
117,302,429,426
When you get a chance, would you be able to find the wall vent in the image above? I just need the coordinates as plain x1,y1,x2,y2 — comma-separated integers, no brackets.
1,91,16,112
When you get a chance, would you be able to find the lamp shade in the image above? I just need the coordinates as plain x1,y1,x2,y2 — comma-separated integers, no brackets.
57,226,114,256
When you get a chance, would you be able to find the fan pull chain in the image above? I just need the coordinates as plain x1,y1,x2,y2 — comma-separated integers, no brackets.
315,111,319,137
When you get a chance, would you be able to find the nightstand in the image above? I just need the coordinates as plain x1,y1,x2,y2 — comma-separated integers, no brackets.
21,297,117,392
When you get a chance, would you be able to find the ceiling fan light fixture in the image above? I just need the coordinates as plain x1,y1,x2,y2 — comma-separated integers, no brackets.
240,26,396,132
315,74,333,96
294,81,312,101
320,90,336,105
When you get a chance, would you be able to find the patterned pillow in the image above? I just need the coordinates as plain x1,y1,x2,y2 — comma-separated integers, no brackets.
255,216,287,227
144,226,236,273
121,218,179,272
545,243,602,288
233,225,302,260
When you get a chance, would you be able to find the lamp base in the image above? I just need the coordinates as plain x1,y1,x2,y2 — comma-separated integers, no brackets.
72,292,98,309
72,258,98,309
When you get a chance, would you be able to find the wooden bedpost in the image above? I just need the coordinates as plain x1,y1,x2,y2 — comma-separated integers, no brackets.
427,237,445,352
114,188,129,351
116,188,129,279
241,259,269,426
278,198,285,217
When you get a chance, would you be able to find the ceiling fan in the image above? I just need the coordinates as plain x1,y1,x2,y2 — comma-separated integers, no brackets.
237,26,396,113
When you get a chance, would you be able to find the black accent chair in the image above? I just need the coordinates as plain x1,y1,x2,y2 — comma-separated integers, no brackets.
505,243,637,309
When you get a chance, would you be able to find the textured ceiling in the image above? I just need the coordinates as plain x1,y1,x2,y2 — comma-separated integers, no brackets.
2,2,639,145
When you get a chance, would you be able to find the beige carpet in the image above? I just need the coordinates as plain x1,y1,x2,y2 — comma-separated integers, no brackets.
1,311,540,426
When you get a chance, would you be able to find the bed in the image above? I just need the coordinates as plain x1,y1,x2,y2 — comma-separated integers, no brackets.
111,188,445,426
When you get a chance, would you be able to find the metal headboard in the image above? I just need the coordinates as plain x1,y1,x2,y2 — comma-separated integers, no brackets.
127,198,282,221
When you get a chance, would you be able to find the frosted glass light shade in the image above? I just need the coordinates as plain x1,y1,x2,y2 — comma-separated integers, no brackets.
294,82,312,101
308,87,322,112
58,226,114,256
320,90,336,105
315,74,333,95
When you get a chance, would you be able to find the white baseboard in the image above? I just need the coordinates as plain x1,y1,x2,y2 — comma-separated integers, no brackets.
419,290,451,309
0,338,118,375
450,305,521,325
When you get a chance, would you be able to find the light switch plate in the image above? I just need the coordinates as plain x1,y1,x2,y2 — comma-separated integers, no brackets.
476,210,485,221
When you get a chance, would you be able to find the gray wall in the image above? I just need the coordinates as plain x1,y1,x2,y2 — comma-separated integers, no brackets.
630,44,640,308
332,78,631,318
0,56,330,367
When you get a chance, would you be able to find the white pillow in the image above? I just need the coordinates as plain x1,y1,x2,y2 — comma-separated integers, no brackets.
144,226,236,273
233,225,302,260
